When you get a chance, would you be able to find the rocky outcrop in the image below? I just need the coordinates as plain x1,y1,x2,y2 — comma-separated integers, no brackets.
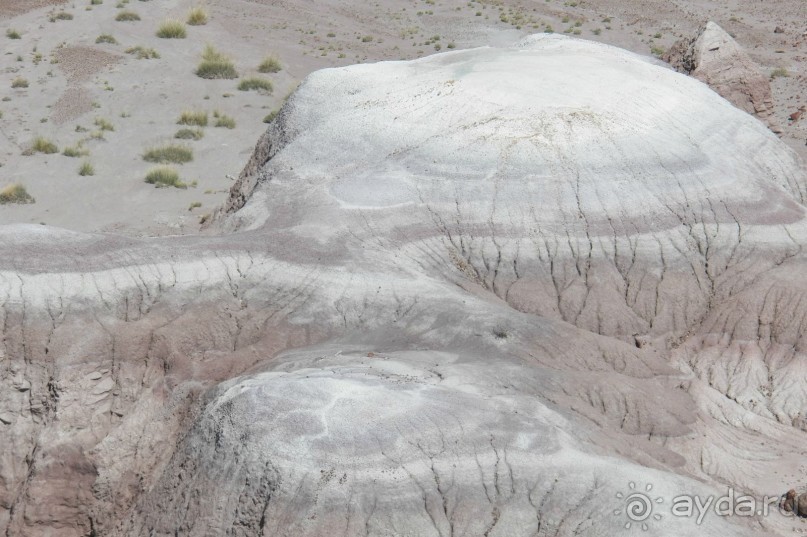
2,35,807,536
664,21,782,133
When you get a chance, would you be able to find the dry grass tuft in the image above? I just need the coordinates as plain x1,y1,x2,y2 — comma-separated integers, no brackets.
142,144,193,164
257,55,282,73
96,34,118,44
125,45,160,59
213,110,236,129
78,160,95,176
196,44,238,79
177,110,208,127
187,6,208,25
0,183,34,204
145,166,186,188
31,136,58,154
175,128,204,140
238,77,273,93
115,10,140,21
156,19,187,38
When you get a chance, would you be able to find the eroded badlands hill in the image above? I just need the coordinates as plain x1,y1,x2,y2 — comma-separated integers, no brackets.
2,35,807,536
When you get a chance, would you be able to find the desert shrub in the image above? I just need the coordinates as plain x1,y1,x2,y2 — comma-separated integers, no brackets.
188,201,202,210
50,12,74,21
115,10,140,21
156,19,186,38
257,55,281,73
31,136,58,154
6,29,21,39
125,45,159,59
195,44,238,79
175,128,204,140
11,77,29,88
94,117,114,131
96,34,118,44
142,144,193,164
237,77,273,93
187,6,208,25
62,144,89,157
91,0,103,4
262,110,278,123
771,68,790,79
145,166,186,188
0,183,34,204
177,110,208,127
78,160,95,176
213,111,235,129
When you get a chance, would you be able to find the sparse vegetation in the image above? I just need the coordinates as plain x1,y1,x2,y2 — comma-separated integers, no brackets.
94,117,114,131
237,77,273,93
263,110,279,123
145,166,186,188
11,77,29,88
156,19,187,38
6,29,21,39
31,136,58,154
91,0,103,4
177,110,208,127
771,67,790,79
187,6,208,25
0,183,34,204
50,12,74,21
125,45,160,59
115,10,140,21
213,111,236,129
175,128,204,140
78,160,95,176
188,201,202,210
196,44,238,79
142,144,193,164
62,144,89,157
492,327,509,340
650,45,665,57
96,34,118,44
258,55,282,73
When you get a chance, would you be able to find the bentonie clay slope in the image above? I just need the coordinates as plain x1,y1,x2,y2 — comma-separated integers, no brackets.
2,35,807,536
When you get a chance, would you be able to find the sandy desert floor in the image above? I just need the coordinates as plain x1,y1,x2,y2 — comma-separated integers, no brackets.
0,0,804,235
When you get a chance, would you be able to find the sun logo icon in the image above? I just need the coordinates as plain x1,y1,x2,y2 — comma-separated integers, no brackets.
614,482,664,531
